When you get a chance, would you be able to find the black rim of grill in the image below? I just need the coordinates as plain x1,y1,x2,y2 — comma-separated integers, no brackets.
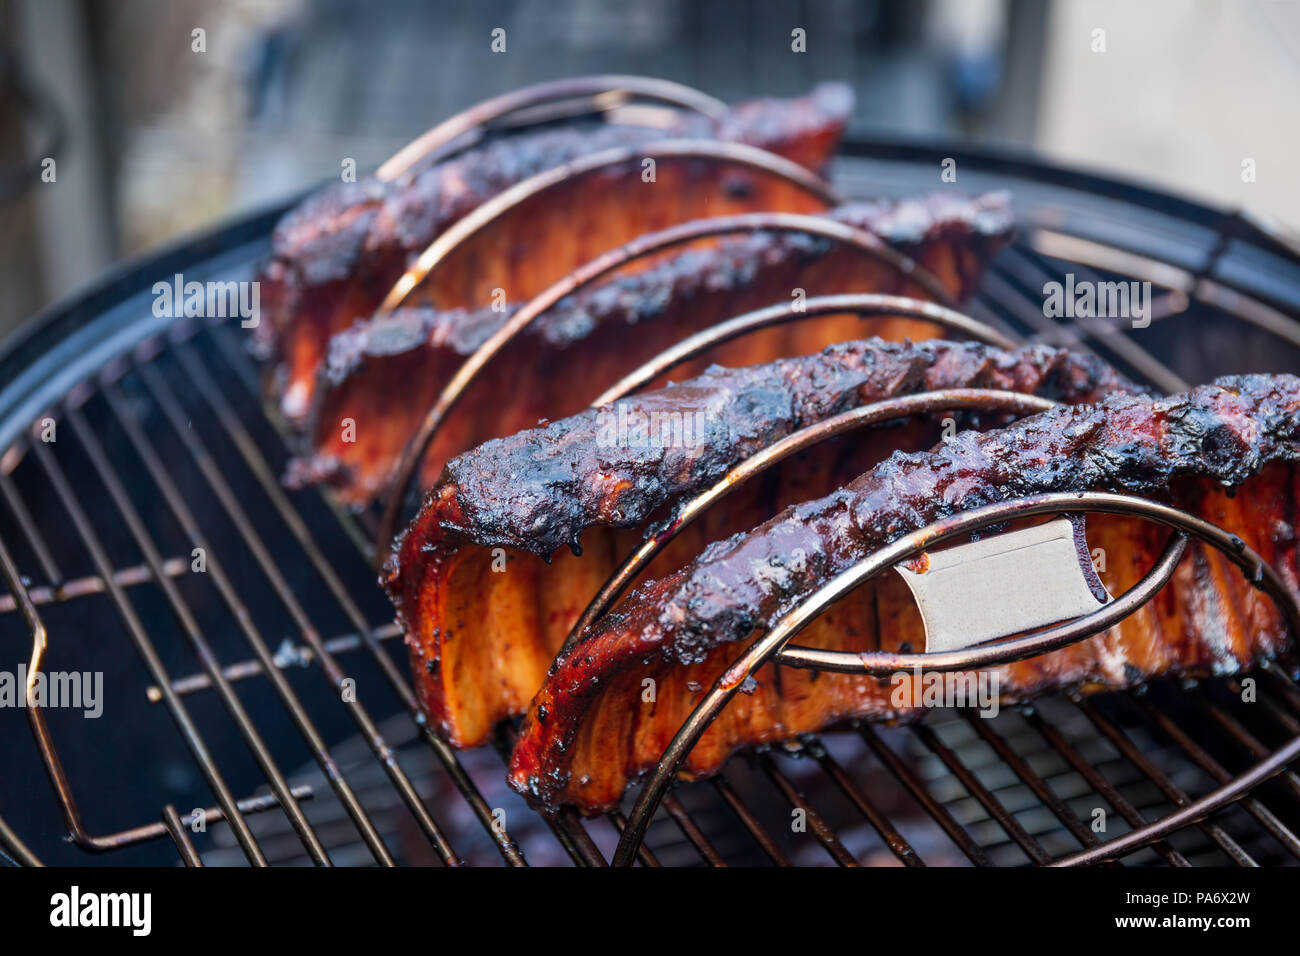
3,134,1300,868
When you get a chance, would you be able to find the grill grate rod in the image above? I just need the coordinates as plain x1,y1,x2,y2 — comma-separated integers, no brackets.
0,810,41,867
1050,727,1300,866
1132,696,1300,860
609,811,663,866
132,355,464,866
709,777,792,865
1070,697,1257,866
1197,693,1300,803
961,711,1108,857
859,724,992,866
994,247,1192,392
0,556,190,615
95,384,395,866
194,330,528,866
0,473,62,585
1262,662,1300,713
806,738,924,865
1018,708,1189,866
1173,689,1300,853
161,805,204,867
913,720,1074,865
63,404,335,866
488,726,600,866
758,753,858,866
1029,227,1300,352
21,438,270,865
1241,680,1300,736
144,623,404,700
659,795,726,866
10,196,1300,866
1249,675,1300,749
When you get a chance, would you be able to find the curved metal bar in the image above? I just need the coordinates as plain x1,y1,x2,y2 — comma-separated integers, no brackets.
377,75,728,182
560,389,1056,655
374,212,960,561
0,533,135,854
590,294,1017,406
0,533,45,868
375,139,842,316
1048,729,1300,866
0,529,104,854
0,498,279,861
778,533,1188,673
610,491,1300,866
0,810,41,867
161,804,204,867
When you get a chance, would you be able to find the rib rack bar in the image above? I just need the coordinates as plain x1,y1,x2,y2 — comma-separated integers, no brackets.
2,128,1300,868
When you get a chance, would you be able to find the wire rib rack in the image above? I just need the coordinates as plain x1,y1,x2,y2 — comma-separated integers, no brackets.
2,129,1300,867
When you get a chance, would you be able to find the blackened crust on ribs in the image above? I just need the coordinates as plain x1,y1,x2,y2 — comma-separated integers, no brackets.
390,338,1136,567
383,339,1138,749
509,375,1300,814
292,192,1016,503
256,84,853,357
634,376,1300,666
260,125,670,350
319,192,1017,378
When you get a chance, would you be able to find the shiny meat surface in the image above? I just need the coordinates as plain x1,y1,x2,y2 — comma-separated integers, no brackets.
293,193,1015,504
384,338,1137,749
509,375,1300,814
257,85,853,421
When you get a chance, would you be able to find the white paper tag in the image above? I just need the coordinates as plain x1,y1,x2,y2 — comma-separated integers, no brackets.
895,517,1111,654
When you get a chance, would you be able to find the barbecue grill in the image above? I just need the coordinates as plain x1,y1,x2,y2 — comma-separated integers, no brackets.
3,79,1300,868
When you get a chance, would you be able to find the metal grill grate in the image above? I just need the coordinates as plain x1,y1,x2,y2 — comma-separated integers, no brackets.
3,145,1300,867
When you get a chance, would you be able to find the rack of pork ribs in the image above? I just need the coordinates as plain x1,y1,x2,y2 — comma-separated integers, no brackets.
262,76,1300,867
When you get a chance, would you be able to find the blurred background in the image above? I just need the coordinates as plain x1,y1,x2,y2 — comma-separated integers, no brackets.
1,0,1296,337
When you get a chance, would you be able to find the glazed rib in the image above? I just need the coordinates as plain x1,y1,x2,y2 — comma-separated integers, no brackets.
509,376,1300,815
295,193,1015,504
257,85,853,421
384,338,1137,749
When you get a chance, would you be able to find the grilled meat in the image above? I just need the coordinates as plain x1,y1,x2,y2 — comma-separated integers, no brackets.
295,193,1015,504
385,338,1137,749
257,85,853,421
508,376,1300,815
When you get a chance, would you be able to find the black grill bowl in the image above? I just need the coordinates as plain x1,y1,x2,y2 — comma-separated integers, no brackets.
3,139,1300,867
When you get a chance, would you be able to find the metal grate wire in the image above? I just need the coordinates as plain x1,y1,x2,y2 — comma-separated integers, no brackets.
3,192,1300,868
